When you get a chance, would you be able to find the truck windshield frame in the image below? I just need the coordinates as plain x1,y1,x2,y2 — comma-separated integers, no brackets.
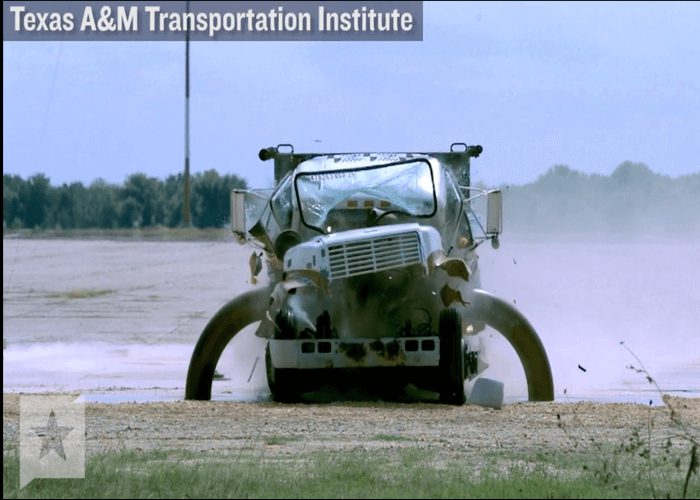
293,158,438,234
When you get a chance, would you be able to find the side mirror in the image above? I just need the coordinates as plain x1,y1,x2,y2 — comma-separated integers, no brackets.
486,190,502,236
230,189,270,238
231,190,246,236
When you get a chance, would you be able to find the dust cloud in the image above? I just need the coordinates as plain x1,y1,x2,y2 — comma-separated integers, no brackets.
466,163,700,402
476,238,700,403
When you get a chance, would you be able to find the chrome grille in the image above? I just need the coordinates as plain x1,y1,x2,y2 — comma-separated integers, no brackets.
328,232,422,280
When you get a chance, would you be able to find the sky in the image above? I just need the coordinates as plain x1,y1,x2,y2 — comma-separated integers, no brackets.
3,1,699,189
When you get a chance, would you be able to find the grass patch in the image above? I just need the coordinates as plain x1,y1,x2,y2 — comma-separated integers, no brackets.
4,446,697,499
371,433,412,442
48,289,115,300
264,435,300,446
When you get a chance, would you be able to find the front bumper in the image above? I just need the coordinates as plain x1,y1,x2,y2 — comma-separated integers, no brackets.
269,336,441,369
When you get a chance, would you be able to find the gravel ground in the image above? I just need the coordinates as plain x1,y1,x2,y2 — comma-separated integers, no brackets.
4,395,699,460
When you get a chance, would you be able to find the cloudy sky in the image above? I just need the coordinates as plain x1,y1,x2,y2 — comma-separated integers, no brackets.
3,1,699,189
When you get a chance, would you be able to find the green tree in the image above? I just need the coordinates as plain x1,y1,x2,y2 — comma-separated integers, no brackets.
22,174,53,228
54,182,90,229
3,174,25,228
86,179,119,228
192,170,246,228
163,174,184,228
120,174,165,227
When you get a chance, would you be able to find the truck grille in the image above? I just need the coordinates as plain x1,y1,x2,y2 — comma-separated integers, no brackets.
328,232,422,280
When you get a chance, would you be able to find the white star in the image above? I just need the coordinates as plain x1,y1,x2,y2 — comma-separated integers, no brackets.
31,409,73,460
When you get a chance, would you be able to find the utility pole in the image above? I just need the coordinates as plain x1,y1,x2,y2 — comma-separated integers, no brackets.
182,0,192,227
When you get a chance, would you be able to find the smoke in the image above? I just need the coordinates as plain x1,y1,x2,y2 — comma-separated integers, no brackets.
501,164,700,241
477,329,528,402
215,325,269,395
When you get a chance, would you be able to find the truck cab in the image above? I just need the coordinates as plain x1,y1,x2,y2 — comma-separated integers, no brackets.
230,144,503,403
183,143,552,406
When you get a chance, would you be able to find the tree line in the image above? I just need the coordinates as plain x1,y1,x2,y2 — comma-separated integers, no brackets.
502,162,700,238
3,170,247,230
4,162,698,236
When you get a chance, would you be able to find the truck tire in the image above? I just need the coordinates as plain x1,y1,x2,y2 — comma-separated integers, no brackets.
439,308,466,405
274,306,296,340
266,343,301,403
185,287,270,400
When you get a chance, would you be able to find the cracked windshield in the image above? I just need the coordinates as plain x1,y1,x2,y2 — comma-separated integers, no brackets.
295,160,435,231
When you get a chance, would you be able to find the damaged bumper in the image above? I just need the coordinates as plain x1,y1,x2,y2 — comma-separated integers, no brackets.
269,336,441,369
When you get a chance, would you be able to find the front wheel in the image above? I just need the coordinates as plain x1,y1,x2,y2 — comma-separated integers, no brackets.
439,309,466,405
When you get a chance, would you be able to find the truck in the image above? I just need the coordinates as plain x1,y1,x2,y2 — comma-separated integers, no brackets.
185,143,554,405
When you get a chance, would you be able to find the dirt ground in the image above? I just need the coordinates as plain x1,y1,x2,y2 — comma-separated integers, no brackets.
2,238,254,346
3,394,699,460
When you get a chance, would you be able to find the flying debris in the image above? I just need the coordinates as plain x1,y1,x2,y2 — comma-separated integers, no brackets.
247,356,260,383
578,364,587,372
440,284,470,308
249,251,263,284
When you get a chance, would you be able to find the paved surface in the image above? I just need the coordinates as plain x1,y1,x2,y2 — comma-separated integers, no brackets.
3,238,699,404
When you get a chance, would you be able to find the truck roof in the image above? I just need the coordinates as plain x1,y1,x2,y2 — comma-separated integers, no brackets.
259,144,482,187
294,153,430,175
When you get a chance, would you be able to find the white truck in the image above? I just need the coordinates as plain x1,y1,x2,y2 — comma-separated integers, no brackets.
185,144,553,405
